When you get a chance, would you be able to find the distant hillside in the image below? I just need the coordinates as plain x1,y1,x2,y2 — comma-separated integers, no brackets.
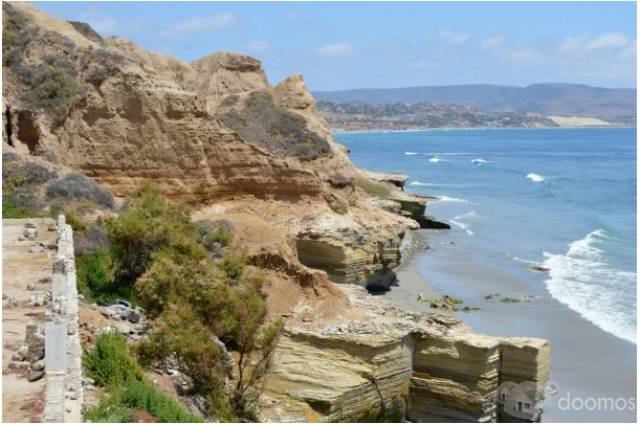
317,101,557,131
313,83,636,124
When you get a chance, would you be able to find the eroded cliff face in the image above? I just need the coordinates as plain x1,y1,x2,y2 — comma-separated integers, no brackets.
2,2,417,291
2,3,354,203
261,286,550,423
3,4,550,422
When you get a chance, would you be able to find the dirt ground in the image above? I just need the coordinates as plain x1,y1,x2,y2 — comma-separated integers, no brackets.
2,218,57,422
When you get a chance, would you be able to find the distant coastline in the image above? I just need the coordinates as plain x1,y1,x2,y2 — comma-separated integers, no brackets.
330,125,636,134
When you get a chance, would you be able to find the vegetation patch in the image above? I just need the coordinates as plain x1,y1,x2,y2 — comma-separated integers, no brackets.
355,177,391,198
219,91,331,159
77,184,283,421
46,173,114,209
84,333,201,423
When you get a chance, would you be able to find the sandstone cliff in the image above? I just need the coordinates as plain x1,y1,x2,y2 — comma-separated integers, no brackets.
3,2,426,292
2,4,550,422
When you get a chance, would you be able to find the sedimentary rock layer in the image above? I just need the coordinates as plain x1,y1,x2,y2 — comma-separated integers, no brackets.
261,286,550,423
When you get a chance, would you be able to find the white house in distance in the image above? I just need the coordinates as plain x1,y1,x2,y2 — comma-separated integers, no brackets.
497,380,545,422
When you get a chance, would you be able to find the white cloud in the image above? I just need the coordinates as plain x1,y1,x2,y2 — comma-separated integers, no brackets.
481,35,506,50
165,12,237,36
438,30,471,45
247,40,269,51
559,36,587,52
313,43,354,57
586,33,629,51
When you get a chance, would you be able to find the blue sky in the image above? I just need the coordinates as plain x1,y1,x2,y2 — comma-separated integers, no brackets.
35,1,637,90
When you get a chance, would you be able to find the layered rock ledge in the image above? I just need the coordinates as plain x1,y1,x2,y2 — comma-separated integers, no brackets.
261,285,550,422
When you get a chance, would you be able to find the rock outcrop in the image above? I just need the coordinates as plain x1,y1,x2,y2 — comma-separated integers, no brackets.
3,5,550,423
261,286,550,423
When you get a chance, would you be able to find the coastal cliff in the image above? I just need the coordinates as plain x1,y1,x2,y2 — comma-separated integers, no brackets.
2,3,549,422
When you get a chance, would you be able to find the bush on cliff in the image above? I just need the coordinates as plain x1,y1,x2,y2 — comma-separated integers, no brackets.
78,183,282,421
84,333,201,423
107,183,206,287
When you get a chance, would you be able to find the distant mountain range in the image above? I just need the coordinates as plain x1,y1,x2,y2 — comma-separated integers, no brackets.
313,83,636,125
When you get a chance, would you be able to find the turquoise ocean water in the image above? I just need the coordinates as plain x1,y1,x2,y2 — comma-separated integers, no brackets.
337,128,637,344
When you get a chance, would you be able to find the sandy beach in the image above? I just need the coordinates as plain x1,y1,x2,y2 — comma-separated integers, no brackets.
383,228,637,422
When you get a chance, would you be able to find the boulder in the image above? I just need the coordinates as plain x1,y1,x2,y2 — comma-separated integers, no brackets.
29,244,45,253
31,359,45,371
23,227,37,240
28,369,45,382
28,291,51,306
8,361,31,371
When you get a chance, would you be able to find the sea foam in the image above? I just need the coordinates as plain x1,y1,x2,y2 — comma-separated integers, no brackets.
433,195,468,203
449,211,477,236
526,173,545,182
429,157,442,163
471,158,488,165
404,151,419,155
542,230,637,344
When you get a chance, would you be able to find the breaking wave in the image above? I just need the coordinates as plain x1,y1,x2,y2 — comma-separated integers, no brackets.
433,195,468,203
449,210,477,236
471,158,488,165
526,173,545,182
404,151,419,155
542,230,637,344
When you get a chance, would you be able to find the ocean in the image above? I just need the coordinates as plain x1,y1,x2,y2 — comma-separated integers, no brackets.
337,128,637,345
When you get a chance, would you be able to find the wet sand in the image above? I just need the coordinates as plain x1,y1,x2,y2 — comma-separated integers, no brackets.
384,229,637,422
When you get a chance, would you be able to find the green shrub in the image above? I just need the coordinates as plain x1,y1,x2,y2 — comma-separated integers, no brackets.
26,64,83,112
121,379,202,423
2,196,40,218
84,396,134,423
84,333,200,423
2,7,27,50
355,177,391,198
108,183,206,287
219,250,246,283
83,183,282,421
84,333,143,387
196,220,233,250
219,91,331,159
75,249,138,304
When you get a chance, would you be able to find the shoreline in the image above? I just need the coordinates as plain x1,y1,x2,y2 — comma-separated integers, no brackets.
331,126,635,134
384,228,637,422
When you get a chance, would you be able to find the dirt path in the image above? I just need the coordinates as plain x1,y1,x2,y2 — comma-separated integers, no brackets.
2,218,57,422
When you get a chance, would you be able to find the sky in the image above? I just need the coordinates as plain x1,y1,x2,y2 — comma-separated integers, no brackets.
34,1,637,91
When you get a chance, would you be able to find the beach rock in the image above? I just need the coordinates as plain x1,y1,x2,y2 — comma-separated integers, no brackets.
25,324,45,356
23,227,37,240
532,265,550,272
127,309,141,324
28,370,45,382
261,285,550,423
31,360,45,371
28,291,51,306
9,361,31,371
417,215,451,230
360,170,408,189
29,244,45,253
